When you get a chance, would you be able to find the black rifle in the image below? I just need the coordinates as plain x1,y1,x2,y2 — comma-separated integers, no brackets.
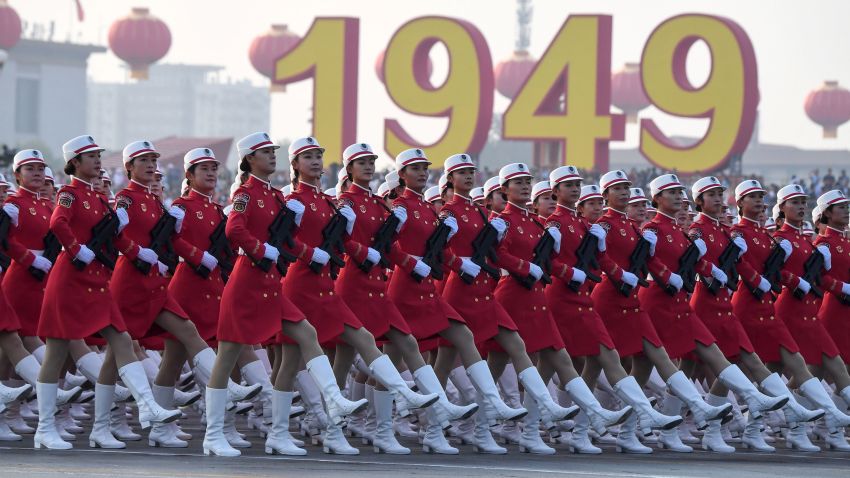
674,238,701,295
412,219,452,282
513,229,555,290
134,202,177,275
793,249,825,299
359,212,399,274
29,232,62,281
618,237,651,296
255,196,298,276
461,222,500,284
309,201,347,275
705,238,741,294
568,233,601,292
194,212,235,282
752,241,785,300
73,199,119,270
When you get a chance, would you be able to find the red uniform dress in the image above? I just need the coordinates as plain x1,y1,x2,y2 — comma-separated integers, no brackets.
815,227,850,358
441,194,517,345
335,183,413,339
591,208,663,357
2,187,53,336
111,181,188,339
491,202,565,354
638,212,717,359
388,189,464,344
730,217,800,362
38,178,133,339
688,213,754,358
773,223,841,365
168,190,229,340
218,176,307,345
280,182,363,345
544,205,614,356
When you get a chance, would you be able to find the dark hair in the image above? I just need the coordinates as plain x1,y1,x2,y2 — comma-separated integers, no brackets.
818,206,830,225
64,159,77,176
777,209,786,221
183,164,197,196
238,157,250,185
124,158,136,180
290,157,300,186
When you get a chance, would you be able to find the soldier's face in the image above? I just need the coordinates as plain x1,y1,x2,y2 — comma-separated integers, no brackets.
605,183,630,209
554,180,580,205
699,188,724,216
189,162,219,193
76,151,102,179
503,176,531,204
579,198,604,222
739,191,764,218
486,191,506,213
627,201,647,222
825,203,849,228
534,192,556,217
130,154,158,184
400,163,429,191
16,163,45,191
781,197,807,223
349,157,375,183
295,149,324,182
449,168,475,193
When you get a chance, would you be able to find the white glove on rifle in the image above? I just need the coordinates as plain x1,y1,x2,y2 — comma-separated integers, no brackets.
286,199,305,226
311,247,330,266
75,245,95,265
2,203,18,226
262,243,280,262
693,238,707,259
338,205,356,235
816,245,832,271
413,259,431,278
31,255,52,273
757,275,772,293
443,216,458,241
137,247,158,265
710,264,727,286
490,218,507,241
621,271,638,288
667,272,684,292
589,224,607,252
168,206,185,233
796,277,811,295
116,208,129,234
460,258,480,279
392,207,407,232
571,268,586,285
366,247,381,265
157,261,169,276
546,227,561,254
778,239,793,263
732,236,747,257
528,263,543,281
642,230,658,256
200,251,218,271
841,282,850,296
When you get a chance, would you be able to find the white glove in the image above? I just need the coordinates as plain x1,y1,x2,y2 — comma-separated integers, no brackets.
732,236,747,257
413,259,431,278
571,268,587,285
2,203,18,226
286,199,305,226
116,207,129,234
667,272,684,291
642,230,657,256
841,282,850,296
366,247,381,265
796,277,811,295
693,238,707,259
392,207,407,232
137,247,158,265
779,239,793,262
262,243,280,262
157,261,169,276
75,245,95,265
168,206,185,233
311,247,330,266
528,263,543,281
816,245,832,271
443,216,458,241
31,255,52,273
200,251,218,271
460,258,481,278
490,218,507,241
621,271,639,288
589,224,607,252
339,205,356,235
757,276,772,293
710,264,728,286
546,227,561,254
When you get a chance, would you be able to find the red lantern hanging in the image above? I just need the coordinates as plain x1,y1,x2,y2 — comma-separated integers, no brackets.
0,0,22,51
611,63,650,124
494,50,536,100
805,80,850,138
249,24,301,92
108,7,171,80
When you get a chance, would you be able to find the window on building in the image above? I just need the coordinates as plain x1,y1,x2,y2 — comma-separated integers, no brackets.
15,77,40,134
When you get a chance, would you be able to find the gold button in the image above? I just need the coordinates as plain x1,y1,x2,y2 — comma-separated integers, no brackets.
263,293,268,298
429,293,434,298
206,294,210,299
368,293,373,297
379,293,384,298
319,292,323,297
87,287,92,292
578,307,583,312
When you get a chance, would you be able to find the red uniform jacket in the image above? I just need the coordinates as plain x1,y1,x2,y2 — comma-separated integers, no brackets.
815,227,850,358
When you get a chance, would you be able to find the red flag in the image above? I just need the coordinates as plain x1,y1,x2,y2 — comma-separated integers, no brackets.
75,0,84,21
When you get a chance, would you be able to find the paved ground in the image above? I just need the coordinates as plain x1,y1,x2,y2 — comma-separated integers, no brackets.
1,416,848,478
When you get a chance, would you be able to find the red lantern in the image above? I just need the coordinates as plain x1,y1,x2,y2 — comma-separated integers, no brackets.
0,0,22,51
108,7,171,80
375,49,433,84
249,24,301,93
494,50,536,100
805,81,850,138
611,63,650,124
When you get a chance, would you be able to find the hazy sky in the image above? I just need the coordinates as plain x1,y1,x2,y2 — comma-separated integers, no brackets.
13,0,850,162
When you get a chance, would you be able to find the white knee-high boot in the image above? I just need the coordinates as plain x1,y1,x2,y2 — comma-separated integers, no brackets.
89,383,125,449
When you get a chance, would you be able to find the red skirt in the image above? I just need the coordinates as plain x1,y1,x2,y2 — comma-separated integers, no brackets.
690,283,754,358
388,266,464,340
639,285,717,359
2,261,44,336
494,278,563,354
443,271,516,345
38,252,127,340
336,260,411,339
281,262,363,345
819,294,850,359
592,279,663,357
111,256,188,339
218,256,304,345
546,281,614,356
732,289,799,362
169,262,224,340
0,276,21,333
775,291,839,365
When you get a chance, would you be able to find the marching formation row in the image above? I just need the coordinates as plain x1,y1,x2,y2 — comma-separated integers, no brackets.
0,131,847,459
